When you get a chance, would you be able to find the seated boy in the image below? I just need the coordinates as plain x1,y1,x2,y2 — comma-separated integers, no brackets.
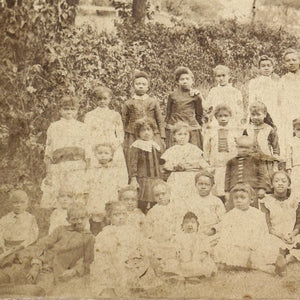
0,190,39,265
0,204,94,296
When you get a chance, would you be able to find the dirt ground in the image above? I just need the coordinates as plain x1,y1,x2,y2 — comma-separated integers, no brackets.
46,262,300,298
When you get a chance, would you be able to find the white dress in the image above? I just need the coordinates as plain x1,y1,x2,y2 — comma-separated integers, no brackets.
48,208,69,234
214,207,283,273
173,193,226,235
203,125,239,196
126,208,145,231
163,231,217,278
90,224,150,295
41,118,90,208
205,84,244,129
278,70,300,161
161,143,209,206
87,159,128,215
84,107,125,167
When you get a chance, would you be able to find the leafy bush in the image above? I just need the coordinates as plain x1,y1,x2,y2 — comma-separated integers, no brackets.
0,2,298,217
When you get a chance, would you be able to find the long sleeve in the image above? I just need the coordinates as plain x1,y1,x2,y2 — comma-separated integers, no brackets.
115,113,125,145
294,204,300,232
128,146,139,179
260,203,272,232
165,95,173,124
121,102,129,130
268,128,280,155
195,95,203,126
22,216,39,248
248,79,256,104
154,100,165,138
225,160,232,192
203,132,212,163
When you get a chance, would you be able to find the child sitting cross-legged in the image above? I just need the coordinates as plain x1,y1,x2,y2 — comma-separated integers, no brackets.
90,201,150,298
118,185,145,230
0,204,95,296
162,212,217,283
214,183,287,275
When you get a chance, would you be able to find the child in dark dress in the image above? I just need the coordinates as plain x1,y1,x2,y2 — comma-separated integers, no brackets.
128,117,162,213
165,66,204,149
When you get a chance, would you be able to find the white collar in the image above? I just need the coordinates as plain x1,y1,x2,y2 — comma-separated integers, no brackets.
131,139,160,152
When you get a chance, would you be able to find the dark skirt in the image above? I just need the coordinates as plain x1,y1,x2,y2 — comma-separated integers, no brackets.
165,128,203,150
137,177,158,214
123,132,165,169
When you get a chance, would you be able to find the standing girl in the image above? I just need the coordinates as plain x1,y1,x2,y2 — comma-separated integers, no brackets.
165,66,204,149
122,71,165,165
84,86,126,167
161,121,209,205
128,117,162,213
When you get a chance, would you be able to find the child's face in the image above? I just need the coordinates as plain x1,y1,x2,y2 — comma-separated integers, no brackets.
139,125,154,141
12,196,28,214
74,193,88,206
173,128,190,145
110,207,127,226
272,173,290,195
152,184,170,206
58,192,73,209
250,110,266,126
294,124,300,138
284,53,300,73
215,109,231,127
120,190,138,211
96,91,110,108
259,60,274,76
178,73,193,91
67,212,88,231
215,69,229,86
232,190,251,211
182,217,198,233
134,77,149,96
196,176,212,197
95,146,113,165
60,106,77,120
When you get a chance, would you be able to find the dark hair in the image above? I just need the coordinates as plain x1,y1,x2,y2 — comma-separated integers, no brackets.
60,95,79,109
293,118,300,128
118,185,138,201
174,66,194,82
105,201,126,217
229,183,256,206
271,171,291,186
67,203,88,219
134,117,157,138
258,55,274,67
214,104,232,117
93,143,115,155
171,121,191,134
133,70,150,82
151,179,171,192
249,101,267,114
194,170,215,186
282,48,299,60
182,211,199,227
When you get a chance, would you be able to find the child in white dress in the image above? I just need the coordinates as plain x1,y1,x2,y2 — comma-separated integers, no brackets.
41,96,90,208
286,119,300,194
48,188,73,234
161,122,209,206
163,212,217,281
118,185,145,230
203,104,238,201
84,86,126,167
175,170,225,237
260,171,300,261
87,143,128,235
214,183,287,275
90,202,150,297
205,65,245,129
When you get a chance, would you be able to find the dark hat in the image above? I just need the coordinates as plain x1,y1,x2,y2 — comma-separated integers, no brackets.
293,118,300,127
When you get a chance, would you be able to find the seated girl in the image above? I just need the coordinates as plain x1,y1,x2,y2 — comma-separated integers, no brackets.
90,202,150,297
87,142,128,235
260,171,300,261
214,183,287,275
118,186,145,230
161,122,209,206
163,212,217,282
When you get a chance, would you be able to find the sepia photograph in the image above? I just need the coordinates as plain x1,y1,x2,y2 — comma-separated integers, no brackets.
0,0,300,298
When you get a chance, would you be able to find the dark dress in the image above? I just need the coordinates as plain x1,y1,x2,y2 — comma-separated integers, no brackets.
165,89,203,149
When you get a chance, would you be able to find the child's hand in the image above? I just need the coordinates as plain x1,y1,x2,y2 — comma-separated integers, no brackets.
205,228,216,236
58,269,77,282
283,233,294,244
189,89,201,97
26,265,40,283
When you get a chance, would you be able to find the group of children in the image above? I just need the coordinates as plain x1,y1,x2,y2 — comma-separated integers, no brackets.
0,48,300,296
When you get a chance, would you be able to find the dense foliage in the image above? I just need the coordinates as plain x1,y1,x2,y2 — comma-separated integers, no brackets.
0,1,298,214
